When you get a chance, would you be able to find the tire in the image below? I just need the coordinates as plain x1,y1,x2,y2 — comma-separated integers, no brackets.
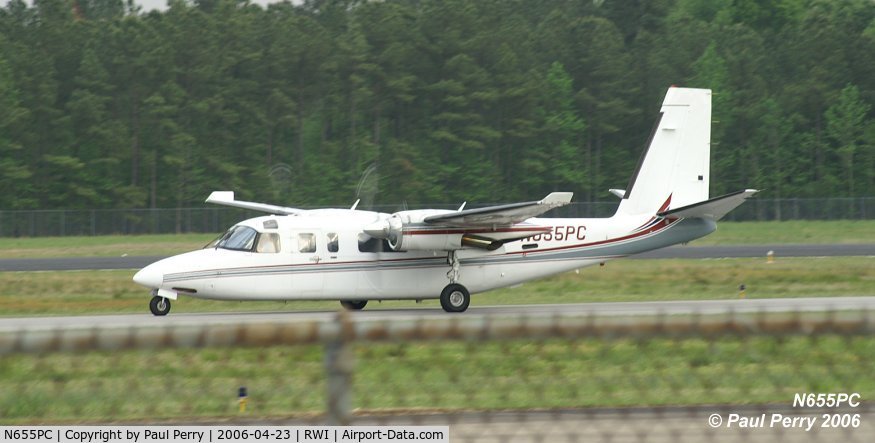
440,284,470,313
340,300,368,310
149,295,171,316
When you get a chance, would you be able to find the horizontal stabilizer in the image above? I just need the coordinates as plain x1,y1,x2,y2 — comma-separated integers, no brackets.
658,189,758,220
424,192,573,226
609,189,626,199
205,191,303,215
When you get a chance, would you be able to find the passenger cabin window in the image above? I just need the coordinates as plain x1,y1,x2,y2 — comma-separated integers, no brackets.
327,232,339,253
256,233,281,253
358,233,382,252
298,233,316,253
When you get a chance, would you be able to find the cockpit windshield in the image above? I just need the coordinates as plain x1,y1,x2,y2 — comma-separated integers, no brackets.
204,226,280,253
215,226,258,251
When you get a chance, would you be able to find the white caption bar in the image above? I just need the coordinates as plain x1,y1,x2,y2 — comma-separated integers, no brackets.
1,426,449,443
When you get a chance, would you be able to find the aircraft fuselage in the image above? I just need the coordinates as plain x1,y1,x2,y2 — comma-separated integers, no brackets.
134,209,715,302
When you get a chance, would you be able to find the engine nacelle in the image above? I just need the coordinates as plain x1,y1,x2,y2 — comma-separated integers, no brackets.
390,210,460,251
363,209,509,252
364,209,465,251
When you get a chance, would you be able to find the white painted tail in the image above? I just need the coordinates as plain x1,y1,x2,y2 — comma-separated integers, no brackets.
616,87,712,216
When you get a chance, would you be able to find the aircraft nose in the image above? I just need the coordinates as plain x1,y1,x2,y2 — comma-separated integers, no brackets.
133,265,163,288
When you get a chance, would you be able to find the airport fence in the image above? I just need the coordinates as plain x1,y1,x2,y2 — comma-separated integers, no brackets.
1,308,873,441
0,197,873,237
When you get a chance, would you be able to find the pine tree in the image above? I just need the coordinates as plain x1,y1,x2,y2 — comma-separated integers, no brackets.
825,84,871,197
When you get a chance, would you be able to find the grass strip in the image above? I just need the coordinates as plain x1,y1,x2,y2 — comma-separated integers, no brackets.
0,234,215,259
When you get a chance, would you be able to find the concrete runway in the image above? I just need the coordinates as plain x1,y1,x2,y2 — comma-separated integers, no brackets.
2,296,874,331
0,243,873,272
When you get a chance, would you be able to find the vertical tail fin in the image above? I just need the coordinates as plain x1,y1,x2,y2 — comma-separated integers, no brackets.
616,87,712,216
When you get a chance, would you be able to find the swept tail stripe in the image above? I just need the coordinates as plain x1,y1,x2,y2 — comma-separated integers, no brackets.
658,194,673,213
631,195,672,232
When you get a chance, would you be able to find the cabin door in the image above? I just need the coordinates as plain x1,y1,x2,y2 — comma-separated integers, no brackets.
291,230,325,296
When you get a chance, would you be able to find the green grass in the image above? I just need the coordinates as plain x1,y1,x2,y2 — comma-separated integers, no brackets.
0,220,872,259
1,257,872,316
696,220,875,245
2,335,873,423
0,233,215,259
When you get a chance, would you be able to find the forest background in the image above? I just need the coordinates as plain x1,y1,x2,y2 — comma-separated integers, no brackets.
1,0,874,211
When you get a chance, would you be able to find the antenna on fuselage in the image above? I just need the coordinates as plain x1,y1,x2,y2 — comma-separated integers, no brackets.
350,199,361,210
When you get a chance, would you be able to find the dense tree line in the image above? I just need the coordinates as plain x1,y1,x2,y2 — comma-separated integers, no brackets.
1,0,874,210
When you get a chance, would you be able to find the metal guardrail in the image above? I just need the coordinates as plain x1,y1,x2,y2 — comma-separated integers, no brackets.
2,309,874,430
3,310,875,354
0,197,873,237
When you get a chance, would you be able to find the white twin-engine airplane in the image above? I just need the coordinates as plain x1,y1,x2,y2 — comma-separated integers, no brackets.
134,87,757,315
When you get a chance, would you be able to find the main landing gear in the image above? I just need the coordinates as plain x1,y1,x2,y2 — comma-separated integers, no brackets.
440,250,470,313
149,295,171,316
340,300,368,310
440,284,470,313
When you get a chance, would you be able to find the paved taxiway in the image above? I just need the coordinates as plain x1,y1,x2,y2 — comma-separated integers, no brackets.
0,243,873,272
353,407,875,443
165,406,874,443
2,296,873,332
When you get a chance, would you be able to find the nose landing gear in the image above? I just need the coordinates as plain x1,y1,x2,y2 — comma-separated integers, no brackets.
150,295,171,316
340,300,368,310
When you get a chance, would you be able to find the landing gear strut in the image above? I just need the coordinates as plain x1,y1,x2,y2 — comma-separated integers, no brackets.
149,295,171,316
447,251,461,283
440,284,470,313
340,300,368,310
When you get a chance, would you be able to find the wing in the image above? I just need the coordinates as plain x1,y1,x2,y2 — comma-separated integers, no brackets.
205,191,304,215
423,192,573,226
657,189,758,220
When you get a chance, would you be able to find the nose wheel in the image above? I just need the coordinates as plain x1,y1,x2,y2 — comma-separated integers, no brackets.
440,284,470,313
340,300,368,310
149,295,171,316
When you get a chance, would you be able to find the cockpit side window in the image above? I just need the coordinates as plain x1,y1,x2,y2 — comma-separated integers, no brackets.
327,232,339,253
256,233,281,253
298,233,316,253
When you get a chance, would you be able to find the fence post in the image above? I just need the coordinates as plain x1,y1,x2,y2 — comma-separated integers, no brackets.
325,310,353,425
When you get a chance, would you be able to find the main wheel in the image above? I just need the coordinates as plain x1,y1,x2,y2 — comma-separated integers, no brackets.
440,284,470,313
149,295,171,316
340,300,368,310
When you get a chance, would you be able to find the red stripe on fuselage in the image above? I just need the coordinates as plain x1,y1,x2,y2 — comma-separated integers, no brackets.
508,217,678,256
404,226,552,235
